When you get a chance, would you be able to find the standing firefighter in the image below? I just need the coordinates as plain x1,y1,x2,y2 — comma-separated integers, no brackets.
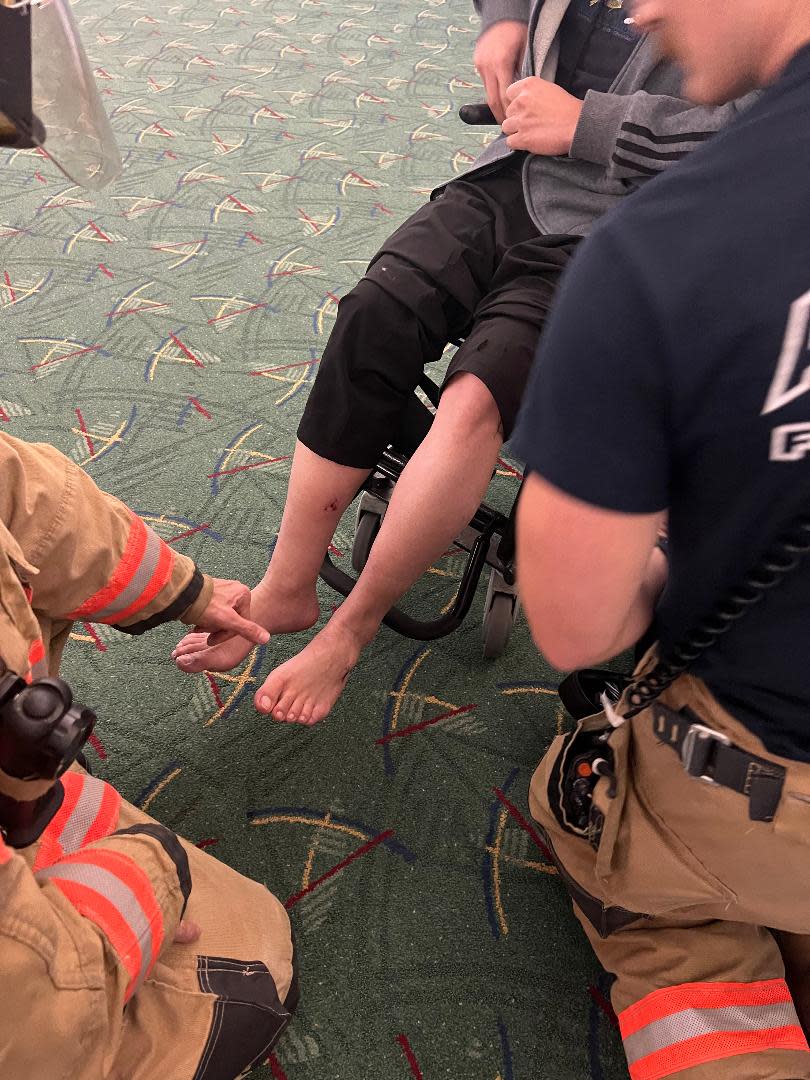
0,8,298,1075
511,0,810,1077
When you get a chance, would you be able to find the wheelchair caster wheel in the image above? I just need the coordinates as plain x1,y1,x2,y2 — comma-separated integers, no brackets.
482,568,519,659
352,509,382,572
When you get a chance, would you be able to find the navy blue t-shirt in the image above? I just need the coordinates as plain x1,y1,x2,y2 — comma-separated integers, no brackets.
511,45,810,760
556,0,638,98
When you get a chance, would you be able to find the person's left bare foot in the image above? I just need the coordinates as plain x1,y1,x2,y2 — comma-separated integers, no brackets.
255,620,363,724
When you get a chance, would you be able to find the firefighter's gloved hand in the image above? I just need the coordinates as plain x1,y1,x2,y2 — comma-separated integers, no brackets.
193,579,270,647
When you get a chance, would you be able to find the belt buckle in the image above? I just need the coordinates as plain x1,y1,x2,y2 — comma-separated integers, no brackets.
680,723,731,784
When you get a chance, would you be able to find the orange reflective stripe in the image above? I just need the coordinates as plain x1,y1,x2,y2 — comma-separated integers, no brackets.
106,536,173,624
33,773,122,872
25,637,48,682
39,846,165,1002
57,847,165,953
65,511,149,619
0,837,12,865
82,781,122,847
627,1026,809,1080
33,771,85,872
621,979,795,1037
47,876,145,1001
33,830,63,873
28,638,45,668
621,980,809,1080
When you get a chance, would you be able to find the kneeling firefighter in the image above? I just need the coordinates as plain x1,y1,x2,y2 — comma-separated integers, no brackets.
0,9,298,1075
510,0,810,1077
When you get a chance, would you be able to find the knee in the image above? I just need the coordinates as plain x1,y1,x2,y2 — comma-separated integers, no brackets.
438,372,503,439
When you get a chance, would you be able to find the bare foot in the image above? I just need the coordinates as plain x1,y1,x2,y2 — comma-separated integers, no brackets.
172,580,320,674
255,620,362,725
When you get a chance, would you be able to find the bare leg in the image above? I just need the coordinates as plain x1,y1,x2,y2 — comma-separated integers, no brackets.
172,442,368,672
256,373,504,724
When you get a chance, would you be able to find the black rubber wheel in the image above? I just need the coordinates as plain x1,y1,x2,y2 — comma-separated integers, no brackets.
352,510,382,573
482,590,516,659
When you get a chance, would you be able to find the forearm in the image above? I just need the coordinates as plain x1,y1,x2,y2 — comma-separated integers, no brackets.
0,434,212,633
62,517,214,636
573,546,668,668
570,88,760,181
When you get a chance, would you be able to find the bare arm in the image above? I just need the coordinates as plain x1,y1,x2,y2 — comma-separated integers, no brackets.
516,472,667,671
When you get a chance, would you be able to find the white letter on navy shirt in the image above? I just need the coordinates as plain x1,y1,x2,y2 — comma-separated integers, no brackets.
763,288,810,416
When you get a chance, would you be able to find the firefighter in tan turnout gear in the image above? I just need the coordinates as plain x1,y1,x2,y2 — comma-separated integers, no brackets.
0,434,299,1078
511,0,810,1077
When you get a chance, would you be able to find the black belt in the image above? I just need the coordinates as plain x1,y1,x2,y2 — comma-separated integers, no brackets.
651,703,785,822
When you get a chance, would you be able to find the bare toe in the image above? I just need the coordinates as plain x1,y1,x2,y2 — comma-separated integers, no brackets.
277,690,297,720
176,654,207,672
173,639,210,660
172,633,210,658
256,679,280,716
299,704,314,725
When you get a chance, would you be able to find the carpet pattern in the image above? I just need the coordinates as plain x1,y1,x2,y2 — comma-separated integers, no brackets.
2,0,626,1076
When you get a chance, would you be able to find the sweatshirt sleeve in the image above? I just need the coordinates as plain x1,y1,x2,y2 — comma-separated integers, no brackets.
0,434,213,635
570,88,760,182
474,0,530,36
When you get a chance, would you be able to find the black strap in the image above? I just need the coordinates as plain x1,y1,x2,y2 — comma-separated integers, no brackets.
651,702,785,822
114,823,192,914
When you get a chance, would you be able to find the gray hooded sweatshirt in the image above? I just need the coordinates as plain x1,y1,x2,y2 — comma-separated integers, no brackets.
465,0,756,235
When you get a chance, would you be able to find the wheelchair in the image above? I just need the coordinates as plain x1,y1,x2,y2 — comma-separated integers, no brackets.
317,99,527,656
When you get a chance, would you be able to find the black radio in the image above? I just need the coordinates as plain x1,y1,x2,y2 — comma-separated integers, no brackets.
0,660,96,848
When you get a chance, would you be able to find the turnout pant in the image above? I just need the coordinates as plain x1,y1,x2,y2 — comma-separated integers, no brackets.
531,672,810,1080
297,155,580,469
5,770,298,1080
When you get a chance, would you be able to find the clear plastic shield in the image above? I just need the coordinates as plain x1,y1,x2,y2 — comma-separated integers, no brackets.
24,0,122,188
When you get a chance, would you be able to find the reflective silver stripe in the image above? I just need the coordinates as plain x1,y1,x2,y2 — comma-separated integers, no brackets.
58,774,106,854
91,523,162,620
38,861,155,990
624,1001,802,1066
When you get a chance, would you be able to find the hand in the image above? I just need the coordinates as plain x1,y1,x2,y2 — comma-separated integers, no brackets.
192,577,270,648
502,77,584,156
473,20,528,124
173,918,201,945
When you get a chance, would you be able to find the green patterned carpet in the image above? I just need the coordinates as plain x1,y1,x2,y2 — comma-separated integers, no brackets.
3,1,626,1076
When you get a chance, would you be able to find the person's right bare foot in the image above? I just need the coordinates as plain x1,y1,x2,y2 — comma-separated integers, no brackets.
171,580,320,674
